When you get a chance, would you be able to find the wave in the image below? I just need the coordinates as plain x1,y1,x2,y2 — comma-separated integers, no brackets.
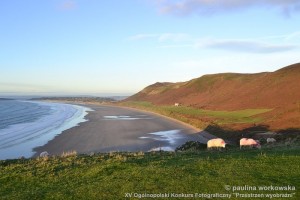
0,101,92,160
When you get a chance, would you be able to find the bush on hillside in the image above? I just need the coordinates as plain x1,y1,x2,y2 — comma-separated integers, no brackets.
176,141,207,152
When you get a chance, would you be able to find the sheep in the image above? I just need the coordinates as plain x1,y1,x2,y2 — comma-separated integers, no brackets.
240,138,261,149
207,138,226,150
267,138,276,144
39,151,49,157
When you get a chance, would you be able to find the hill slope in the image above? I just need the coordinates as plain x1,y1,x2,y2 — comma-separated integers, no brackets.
126,63,300,130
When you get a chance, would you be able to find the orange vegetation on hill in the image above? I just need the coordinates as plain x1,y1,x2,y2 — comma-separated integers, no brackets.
127,63,300,130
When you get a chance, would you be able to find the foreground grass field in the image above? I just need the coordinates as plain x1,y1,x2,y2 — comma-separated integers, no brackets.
119,101,272,130
1,145,299,200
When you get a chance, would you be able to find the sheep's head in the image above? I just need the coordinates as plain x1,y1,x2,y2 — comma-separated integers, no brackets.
221,141,226,148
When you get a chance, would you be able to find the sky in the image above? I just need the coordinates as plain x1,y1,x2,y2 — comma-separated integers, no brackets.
0,0,299,96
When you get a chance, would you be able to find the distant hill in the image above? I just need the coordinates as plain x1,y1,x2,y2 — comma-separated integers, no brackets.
126,63,300,130
0,98,14,101
32,96,116,103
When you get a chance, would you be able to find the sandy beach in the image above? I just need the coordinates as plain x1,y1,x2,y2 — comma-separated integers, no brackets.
34,104,214,156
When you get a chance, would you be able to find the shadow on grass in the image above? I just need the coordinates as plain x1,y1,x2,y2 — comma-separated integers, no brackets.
203,124,300,145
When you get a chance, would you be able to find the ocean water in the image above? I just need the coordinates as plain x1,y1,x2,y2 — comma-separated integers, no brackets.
0,100,91,160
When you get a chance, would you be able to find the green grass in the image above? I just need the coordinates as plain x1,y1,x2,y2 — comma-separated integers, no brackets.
1,146,299,200
120,101,271,128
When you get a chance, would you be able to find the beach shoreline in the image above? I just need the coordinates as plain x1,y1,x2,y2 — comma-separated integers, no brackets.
39,100,202,132
0,100,91,160
33,103,214,157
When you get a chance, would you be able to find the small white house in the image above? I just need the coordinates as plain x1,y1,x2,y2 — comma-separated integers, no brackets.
174,103,180,106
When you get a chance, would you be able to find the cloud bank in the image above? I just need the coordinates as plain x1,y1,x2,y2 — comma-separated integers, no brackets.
129,32,298,53
155,0,300,16
199,39,297,53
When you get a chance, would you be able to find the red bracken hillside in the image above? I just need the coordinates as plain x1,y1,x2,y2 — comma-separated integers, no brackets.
126,63,300,130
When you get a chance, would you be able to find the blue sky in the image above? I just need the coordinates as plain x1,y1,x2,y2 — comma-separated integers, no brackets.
0,0,299,96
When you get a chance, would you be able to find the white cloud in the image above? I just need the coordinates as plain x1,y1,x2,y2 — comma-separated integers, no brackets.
284,31,300,41
130,32,299,53
154,0,300,16
196,38,298,53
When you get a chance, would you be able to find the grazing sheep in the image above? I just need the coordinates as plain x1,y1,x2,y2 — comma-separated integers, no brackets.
240,138,261,149
267,138,276,144
40,151,49,157
207,138,226,149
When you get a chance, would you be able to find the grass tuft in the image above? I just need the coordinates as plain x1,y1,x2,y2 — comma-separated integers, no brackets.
61,150,77,157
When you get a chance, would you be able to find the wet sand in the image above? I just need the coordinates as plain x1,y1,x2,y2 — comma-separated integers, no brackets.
34,105,215,156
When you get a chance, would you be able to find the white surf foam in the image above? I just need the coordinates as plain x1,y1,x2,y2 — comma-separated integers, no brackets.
103,115,152,120
139,129,183,151
0,101,92,160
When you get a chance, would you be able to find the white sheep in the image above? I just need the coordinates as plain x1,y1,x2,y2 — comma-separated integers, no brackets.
40,151,49,157
207,138,226,149
267,138,276,144
240,138,261,149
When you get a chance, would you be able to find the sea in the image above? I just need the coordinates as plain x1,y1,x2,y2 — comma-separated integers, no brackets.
0,100,91,160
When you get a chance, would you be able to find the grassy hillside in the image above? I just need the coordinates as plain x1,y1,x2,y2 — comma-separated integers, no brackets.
120,101,272,130
118,101,300,143
1,145,299,200
126,63,300,130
